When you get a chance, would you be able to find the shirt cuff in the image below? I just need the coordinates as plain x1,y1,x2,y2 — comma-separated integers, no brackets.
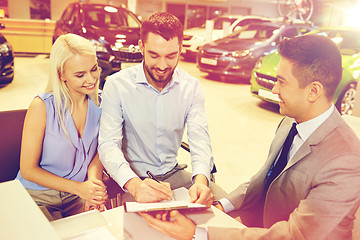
194,226,208,240
219,198,235,213
191,173,211,187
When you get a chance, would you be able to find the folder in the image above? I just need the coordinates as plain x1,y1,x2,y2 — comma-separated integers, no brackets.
124,200,207,212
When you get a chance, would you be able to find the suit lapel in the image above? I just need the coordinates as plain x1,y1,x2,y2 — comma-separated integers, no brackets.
284,110,341,172
241,117,294,204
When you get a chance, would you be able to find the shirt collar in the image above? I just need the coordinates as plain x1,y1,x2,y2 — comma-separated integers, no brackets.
296,104,335,142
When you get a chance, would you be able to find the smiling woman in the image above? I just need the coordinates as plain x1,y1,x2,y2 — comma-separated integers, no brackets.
15,33,108,221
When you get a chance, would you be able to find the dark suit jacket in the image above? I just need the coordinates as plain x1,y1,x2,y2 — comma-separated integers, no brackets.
209,110,360,240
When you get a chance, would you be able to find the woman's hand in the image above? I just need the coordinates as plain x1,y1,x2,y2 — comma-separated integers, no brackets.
76,179,107,205
85,200,106,212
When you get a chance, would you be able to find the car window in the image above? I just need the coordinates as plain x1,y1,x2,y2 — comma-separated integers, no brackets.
70,5,80,27
230,25,278,41
199,17,238,29
83,5,140,28
234,18,268,29
213,17,238,30
126,13,140,28
61,4,74,22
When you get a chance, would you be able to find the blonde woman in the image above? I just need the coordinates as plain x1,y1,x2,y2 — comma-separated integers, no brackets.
16,33,107,221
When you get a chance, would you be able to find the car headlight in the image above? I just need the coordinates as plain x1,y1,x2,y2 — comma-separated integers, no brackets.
255,57,263,69
193,35,206,42
0,42,12,55
230,49,251,58
89,39,108,53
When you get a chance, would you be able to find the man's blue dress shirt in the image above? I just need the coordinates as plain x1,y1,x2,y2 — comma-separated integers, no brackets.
98,63,214,189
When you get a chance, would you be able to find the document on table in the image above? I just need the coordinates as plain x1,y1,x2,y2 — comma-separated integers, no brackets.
124,200,207,212
123,187,246,240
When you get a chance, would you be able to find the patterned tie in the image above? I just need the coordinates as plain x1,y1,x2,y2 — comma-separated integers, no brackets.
265,122,298,190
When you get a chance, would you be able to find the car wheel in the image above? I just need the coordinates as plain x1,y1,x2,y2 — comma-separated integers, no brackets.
335,82,357,115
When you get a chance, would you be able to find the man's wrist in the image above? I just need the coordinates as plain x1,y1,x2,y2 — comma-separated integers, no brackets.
193,174,208,186
124,177,142,196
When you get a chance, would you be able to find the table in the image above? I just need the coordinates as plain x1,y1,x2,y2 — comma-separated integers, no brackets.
51,188,246,240
0,180,245,240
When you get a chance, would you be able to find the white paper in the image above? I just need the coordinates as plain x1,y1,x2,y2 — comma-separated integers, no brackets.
67,226,116,240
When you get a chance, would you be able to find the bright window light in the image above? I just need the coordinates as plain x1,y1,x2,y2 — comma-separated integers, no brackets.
345,3,360,28
104,6,118,13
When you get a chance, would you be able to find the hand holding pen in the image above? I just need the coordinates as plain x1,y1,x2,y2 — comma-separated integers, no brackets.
124,171,174,203
146,171,175,200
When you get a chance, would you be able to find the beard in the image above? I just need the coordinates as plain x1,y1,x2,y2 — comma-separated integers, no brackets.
143,63,175,85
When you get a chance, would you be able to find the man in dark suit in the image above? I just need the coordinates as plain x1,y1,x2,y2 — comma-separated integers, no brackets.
140,34,360,240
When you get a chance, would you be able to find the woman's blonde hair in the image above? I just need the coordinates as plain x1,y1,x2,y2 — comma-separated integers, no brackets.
46,33,99,138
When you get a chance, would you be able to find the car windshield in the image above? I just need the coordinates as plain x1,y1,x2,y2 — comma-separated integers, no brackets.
228,24,278,41
314,29,360,55
83,5,141,28
199,17,239,30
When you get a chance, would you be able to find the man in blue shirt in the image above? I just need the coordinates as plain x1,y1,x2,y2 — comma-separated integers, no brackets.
99,12,227,205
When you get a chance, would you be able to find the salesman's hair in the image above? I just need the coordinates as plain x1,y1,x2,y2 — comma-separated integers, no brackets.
279,34,342,99
140,12,184,45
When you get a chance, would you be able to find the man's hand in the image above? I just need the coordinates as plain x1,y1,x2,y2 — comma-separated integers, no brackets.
189,174,214,207
125,177,173,202
140,210,195,240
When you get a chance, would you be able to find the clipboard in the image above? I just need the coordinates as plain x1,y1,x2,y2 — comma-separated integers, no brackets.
124,200,207,213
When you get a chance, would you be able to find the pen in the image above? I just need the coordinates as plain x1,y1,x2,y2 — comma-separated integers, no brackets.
146,170,175,200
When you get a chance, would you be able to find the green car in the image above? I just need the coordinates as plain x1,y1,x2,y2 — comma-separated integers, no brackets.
250,27,360,115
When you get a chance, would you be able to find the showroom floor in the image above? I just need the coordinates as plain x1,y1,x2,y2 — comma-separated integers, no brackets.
0,55,283,194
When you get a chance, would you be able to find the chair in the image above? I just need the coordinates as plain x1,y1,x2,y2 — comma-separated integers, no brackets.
180,141,217,183
0,109,27,183
342,115,360,239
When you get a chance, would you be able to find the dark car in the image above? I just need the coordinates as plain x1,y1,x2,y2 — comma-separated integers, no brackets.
196,20,316,81
53,2,142,88
0,24,14,86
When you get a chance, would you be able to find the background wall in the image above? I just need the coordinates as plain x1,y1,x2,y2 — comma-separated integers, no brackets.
3,0,359,28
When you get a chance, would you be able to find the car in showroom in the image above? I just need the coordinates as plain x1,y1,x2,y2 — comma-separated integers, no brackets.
182,14,271,60
0,23,14,86
196,20,316,81
250,27,360,115
53,2,142,88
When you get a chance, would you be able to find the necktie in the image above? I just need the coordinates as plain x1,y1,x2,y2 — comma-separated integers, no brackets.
265,122,298,190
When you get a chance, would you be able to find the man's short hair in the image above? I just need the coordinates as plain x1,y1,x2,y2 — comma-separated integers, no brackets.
279,34,342,99
140,12,184,45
